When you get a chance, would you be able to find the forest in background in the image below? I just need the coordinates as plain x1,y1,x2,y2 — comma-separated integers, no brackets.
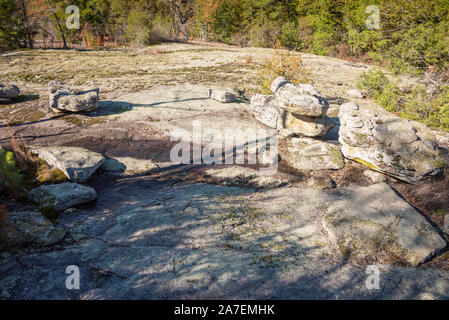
1,0,449,130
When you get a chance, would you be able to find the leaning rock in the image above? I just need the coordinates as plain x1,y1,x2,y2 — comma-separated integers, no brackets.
30,146,105,183
339,102,445,183
0,84,20,101
48,80,99,112
208,89,236,103
0,211,65,248
249,94,281,129
272,78,328,116
284,113,335,137
323,183,447,266
282,137,344,170
29,183,97,211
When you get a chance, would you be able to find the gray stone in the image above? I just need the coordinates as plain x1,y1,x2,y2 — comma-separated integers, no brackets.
282,137,344,170
284,113,335,137
363,170,387,183
208,89,236,103
0,84,20,98
0,211,65,248
49,80,99,112
339,102,445,183
102,157,159,175
30,146,105,183
323,183,447,266
347,89,364,99
29,182,97,211
272,78,328,116
249,94,281,129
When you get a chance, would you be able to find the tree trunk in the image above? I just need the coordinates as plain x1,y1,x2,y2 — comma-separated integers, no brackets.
20,0,33,48
46,0,68,49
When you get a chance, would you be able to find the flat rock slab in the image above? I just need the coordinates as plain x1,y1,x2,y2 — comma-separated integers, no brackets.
30,146,105,183
0,211,65,248
102,157,159,175
29,182,97,211
323,183,447,266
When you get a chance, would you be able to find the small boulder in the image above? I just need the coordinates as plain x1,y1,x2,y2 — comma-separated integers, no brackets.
30,146,105,183
0,211,65,248
29,182,97,211
102,157,159,175
323,183,447,266
282,137,344,171
208,89,236,103
0,84,20,101
284,113,335,137
49,80,99,112
347,89,364,99
272,78,329,116
205,166,287,188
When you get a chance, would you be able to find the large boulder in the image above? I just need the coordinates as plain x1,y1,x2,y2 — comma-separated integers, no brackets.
49,81,99,112
339,102,445,183
29,182,97,211
0,211,65,248
323,183,447,266
282,137,344,171
271,77,329,117
284,113,335,137
30,146,105,183
0,84,20,103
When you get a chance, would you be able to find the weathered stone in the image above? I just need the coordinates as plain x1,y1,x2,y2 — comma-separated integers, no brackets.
284,113,335,137
347,89,364,99
363,170,387,184
30,146,105,183
272,78,329,117
29,182,97,211
307,176,335,190
48,81,99,112
0,84,20,98
249,94,281,129
0,211,65,248
205,166,287,188
282,137,344,170
102,157,160,175
323,183,447,266
208,89,236,103
339,102,445,183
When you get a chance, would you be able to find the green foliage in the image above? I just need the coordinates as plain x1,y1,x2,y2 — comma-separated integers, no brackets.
356,69,389,99
279,21,302,51
0,149,23,196
0,0,27,49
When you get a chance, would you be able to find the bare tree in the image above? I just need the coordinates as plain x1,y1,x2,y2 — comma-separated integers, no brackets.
166,0,193,40
46,0,68,48
19,0,33,48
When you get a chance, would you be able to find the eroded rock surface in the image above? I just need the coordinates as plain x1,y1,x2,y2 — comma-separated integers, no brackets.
204,166,287,188
323,183,447,266
0,84,20,102
282,137,344,170
30,146,105,183
339,102,445,183
209,89,236,103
